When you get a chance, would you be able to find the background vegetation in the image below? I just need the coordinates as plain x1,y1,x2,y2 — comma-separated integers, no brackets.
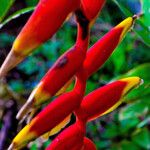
0,0,149,149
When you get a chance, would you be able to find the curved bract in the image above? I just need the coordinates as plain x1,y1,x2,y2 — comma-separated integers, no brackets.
75,77,142,122
16,1,106,120
16,12,90,120
8,72,86,150
46,121,86,150
5,1,141,149
84,16,136,78
0,0,80,78
10,76,141,149
56,16,137,90
52,16,137,95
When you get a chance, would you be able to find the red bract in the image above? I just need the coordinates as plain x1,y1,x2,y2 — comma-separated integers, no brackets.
8,71,86,150
0,0,80,78
6,0,140,149
53,16,136,91
9,16,136,149
75,77,142,122
16,1,106,120
8,77,142,150
46,77,142,149
46,131,96,150
16,11,90,120
83,137,97,150
81,0,106,21
46,121,86,150
84,16,136,78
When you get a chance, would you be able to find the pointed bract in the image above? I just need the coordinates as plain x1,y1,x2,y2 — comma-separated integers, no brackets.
0,0,80,78
84,17,136,78
75,77,142,122
16,2,108,120
10,73,86,149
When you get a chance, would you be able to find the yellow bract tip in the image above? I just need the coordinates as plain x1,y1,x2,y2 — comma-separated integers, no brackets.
120,77,143,96
12,123,37,149
33,82,51,106
116,17,135,42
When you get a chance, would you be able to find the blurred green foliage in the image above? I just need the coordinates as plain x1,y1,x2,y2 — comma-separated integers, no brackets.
0,0,149,149
0,0,15,22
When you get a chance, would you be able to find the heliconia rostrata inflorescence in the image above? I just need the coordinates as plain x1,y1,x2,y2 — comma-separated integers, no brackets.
0,0,141,150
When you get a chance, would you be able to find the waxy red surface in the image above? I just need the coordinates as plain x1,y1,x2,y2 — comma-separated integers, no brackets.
41,25,89,96
83,137,97,150
81,0,106,21
75,81,127,121
13,0,80,55
29,72,86,136
46,121,86,150
84,27,123,78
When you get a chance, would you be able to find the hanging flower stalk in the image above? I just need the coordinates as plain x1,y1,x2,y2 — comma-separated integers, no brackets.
0,0,81,78
46,77,142,150
16,12,90,120
49,16,137,96
16,0,106,121
8,16,138,150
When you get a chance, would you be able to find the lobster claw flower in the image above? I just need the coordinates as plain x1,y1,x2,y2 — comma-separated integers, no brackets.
16,1,106,120
8,72,86,150
75,77,143,122
46,121,86,150
0,0,80,78
8,121,85,150
84,16,137,78
44,16,137,99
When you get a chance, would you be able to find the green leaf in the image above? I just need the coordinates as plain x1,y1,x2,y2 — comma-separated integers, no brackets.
110,37,127,73
30,142,37,150
18,57,40,75
85,80,98,95
114,63,150,101
137,116,150,128
95,140,111,149
0,33,15,47
0,0,15,22
113,0,150,46
101,123,119,138
132,128,150,149
25,0,38,7
119,100,149,120
9,80,24,93
135,0,150,46
113,0,142,16
119,118,140,133
43,139,51,148
0,7,35,29
141,0,150,25
134,18,150,47
121,140,140,150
